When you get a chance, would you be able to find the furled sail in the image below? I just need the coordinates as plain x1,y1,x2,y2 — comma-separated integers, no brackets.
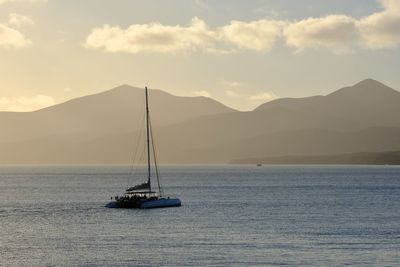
126,182,150,192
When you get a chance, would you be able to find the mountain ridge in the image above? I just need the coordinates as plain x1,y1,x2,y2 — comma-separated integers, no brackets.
231,150,400,165
0,84,236,143
1,78,399,164
256,78,400,111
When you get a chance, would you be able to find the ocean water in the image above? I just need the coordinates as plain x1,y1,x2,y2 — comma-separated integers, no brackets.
0,165,400,266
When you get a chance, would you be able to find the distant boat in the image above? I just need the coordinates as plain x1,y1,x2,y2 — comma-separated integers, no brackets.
256,163,262,167
106,87,181,209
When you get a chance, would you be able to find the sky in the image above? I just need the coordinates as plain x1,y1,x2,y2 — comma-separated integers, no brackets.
0,0,399,111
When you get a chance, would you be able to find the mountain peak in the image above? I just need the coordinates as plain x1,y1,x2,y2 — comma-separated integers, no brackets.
328,79,399,98
353,78,391,90
254,79,399,112
109,84,140,91
107,84,174,97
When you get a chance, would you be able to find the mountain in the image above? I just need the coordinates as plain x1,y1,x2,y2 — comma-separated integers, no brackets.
0,85,235,143
256,79,400,128
1,79,400,164
143,79,400,161
185,127,400,163
231,151,400,165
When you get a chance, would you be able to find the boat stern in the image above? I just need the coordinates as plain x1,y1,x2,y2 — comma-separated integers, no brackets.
140,197,181,209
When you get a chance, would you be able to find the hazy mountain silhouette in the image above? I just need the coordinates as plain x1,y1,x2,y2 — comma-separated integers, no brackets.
146,79,400,161
0,85,235,143
256,79,400,128
0,79,400,164
231,150,400,165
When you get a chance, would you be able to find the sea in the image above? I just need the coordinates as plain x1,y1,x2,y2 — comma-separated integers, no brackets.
0,165,399,266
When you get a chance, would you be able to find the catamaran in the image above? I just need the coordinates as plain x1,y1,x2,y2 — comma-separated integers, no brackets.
106,87,181,209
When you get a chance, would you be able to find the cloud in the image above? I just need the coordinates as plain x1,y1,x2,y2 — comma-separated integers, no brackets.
284,15,358,53
195,0,209,9
220,20,285,52
357,0,400,49
282,0,400,52
8,13,34,27
380,0,400,12
85,17,218,54
220,79,243,88
0,0,46,4
253,6,284,19
225,90,241,98
193,90,211,97
0,24,32,48
249,92,278,102
0,95,56,112
85,17,284,54
85,0,400,55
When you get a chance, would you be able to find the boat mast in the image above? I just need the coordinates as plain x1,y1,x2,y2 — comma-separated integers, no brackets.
145,86,151,192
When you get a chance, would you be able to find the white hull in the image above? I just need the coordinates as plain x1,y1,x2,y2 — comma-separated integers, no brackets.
140,198,181,209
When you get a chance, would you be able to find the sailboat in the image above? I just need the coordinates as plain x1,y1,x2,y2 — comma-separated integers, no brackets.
106,86,181,209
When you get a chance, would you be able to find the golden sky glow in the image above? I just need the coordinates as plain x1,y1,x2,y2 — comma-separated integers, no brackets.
0,0,399,111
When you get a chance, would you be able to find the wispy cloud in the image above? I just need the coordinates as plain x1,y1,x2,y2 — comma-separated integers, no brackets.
249,92,278,102
0,0,47,4
194,0,209,9
0,23,32,48
0,95,56,112
85,0,400,55
193,90,211,97
220,79,243,88
225,90,241,98
8,13,34,27
253,6,284,19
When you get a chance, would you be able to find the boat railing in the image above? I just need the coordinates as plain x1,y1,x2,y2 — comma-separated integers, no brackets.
162,194,180,199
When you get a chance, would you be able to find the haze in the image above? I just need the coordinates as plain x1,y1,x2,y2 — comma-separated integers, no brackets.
1,0,400,111
1,79,400,164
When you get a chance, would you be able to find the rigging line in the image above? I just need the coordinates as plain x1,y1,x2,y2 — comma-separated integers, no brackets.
149,115,161,195
127,103,146,189
127,140,146,189
132,117,147,184
149,113,163,196
145,87,151,191
128,94,144,178
138,112,148,175
130,113,145,169
135,142,146,181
